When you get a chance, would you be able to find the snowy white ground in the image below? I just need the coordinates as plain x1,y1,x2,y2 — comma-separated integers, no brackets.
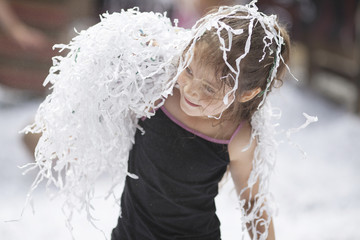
1,82,359,240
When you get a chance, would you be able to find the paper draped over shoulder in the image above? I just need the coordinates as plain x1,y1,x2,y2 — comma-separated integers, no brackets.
22,8,191,225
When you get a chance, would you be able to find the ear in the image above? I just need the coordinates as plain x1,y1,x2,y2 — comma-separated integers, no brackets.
239,87,261,103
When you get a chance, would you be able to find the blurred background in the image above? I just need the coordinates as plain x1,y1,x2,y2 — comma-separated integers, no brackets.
0,0,359,239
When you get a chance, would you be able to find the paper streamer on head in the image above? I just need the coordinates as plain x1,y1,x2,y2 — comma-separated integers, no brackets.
21,1,317,239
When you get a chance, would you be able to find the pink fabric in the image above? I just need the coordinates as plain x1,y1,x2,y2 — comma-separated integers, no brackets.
160,106,243,145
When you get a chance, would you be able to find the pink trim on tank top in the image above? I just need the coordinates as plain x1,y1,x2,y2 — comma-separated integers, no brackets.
160,106,243,145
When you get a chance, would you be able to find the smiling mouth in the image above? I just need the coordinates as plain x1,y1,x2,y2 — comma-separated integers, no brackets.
184,97,200,107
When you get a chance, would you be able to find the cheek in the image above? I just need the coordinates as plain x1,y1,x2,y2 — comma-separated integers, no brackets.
203,99,227,113
177,72,186,87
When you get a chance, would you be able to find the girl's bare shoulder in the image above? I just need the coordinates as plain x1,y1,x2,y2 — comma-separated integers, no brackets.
228,121,256,163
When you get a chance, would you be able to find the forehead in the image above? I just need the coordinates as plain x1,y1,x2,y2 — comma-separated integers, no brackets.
189,42,236,91
190,44,220,86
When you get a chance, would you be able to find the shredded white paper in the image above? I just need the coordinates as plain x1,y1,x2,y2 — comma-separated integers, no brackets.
21,9,191,227
21,1,317,239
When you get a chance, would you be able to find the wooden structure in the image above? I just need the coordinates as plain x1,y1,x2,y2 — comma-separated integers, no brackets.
0,0,95,93
257,0,360,112
306,1,360,112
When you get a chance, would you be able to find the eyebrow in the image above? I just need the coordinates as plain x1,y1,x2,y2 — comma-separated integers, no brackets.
189,62,220,89
194,72,217,88
203,80,217,89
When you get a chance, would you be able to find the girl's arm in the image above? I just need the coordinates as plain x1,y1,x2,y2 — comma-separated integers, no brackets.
228,122,275,240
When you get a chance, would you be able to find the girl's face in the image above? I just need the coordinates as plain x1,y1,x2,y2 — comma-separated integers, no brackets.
177,51,233,118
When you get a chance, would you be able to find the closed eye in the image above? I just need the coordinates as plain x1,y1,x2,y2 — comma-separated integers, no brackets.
185,67,193,76
204,84,216,94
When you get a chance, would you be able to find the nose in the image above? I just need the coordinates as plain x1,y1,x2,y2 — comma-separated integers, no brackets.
183,78,200,98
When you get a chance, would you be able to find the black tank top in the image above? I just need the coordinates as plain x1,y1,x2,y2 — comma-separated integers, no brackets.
111,107,242,240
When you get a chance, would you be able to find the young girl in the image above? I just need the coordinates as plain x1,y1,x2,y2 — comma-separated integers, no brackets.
110,4,290,239
23,2,291,240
